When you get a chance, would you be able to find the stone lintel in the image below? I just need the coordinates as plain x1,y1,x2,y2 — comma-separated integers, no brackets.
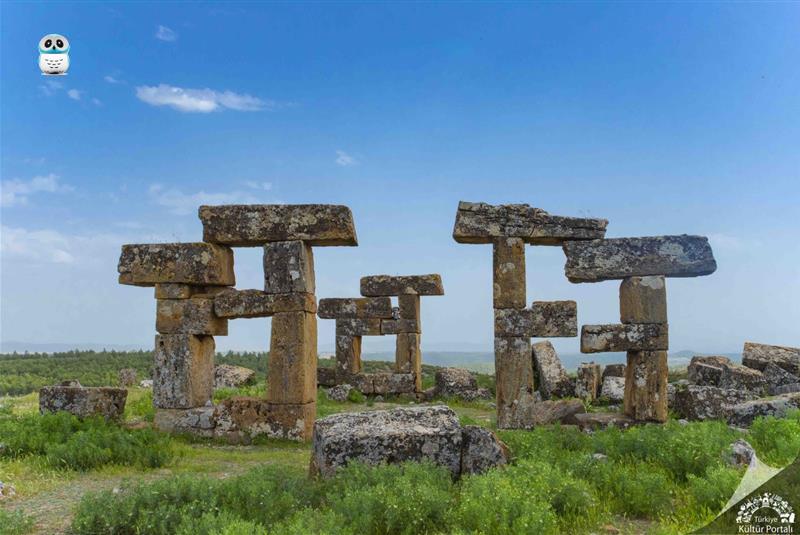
318,297,393,319
360,274,444,297
118,243,235,287
336,318,382,337
580,323,669,353
214,289,316,318
381,319,420,335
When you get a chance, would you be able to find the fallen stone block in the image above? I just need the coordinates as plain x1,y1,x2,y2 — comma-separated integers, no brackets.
434,368,486,400
727,393,800,427
317,297,393,319
39,383,127,420
263,240,315,294
199,204,357,246
156,297,228,335
153,334,215,409
492,237,526,309
602,363,626,379
672,385,757,421
452,201,607,245
214,364,257,389
214,289,316,318
624,350,668,422
742,342,800,376
268,311,317,405
687,357,728,386
563,235,717,283
369,373,416,395
581,323,668,353
687,355,766,393
326,384,353,402
154,406,217,438
494,301,577,338
461,426,510,475
573,412,636,431
619,276,667,324
762,362,800,395
380,319,420,334
310,406,508,478
118,243,235,287
576,362,601,401
601,376,625,403
532,341,574,399
360,274,444,297
336,318,382,337
507,399,586,428
773,383,800,395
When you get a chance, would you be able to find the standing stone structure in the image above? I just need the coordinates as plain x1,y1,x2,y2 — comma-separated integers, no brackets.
563,235,716,422
118,204,357,441
452,201,608,428
317,274,444,395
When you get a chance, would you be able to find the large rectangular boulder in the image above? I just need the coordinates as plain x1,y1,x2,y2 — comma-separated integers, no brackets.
318,297,393,319
532,340,574,398
118,243,235,286
619,276,667,324
198,204,357,246
624,350,668,422
360,274,444,297
742,342,800,376
156,297,228,335
214,289,316,318
453,201,608,245
492,237,526,309
267,311,317,405
672,385,757,421
153,334,215,409
563,235,717,283
494,336,535,427
581,323,668,353
263,241,315,294
726,393,800,427
494,301,577,338
40,383,127,420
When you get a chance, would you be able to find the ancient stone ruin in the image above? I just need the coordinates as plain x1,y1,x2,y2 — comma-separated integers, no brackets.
40,381,127,420
316,274,444,396
117,204,357,441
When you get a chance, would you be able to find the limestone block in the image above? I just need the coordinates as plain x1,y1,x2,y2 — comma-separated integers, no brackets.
381,319,420,335
619,276,667,324
494,337,535,411
214,289,316,318
268,312,318,404
336,318,382,337
360,274,444,297
118,243,235,287
453,201,608,245
336,334,362,376
507,399,586,428
460,426,510,475
602,363,626,379
39,384,127,420
199,204,357,246
263,241,315,294
727,393,800,427
153,334,215,409
581,323,668,353
575,362,601,401
624,350,668,422
494,301,577,338
156,297,228,335
563,235,716,283
492,237,526,309
155,283,195,299
532,340,574,399
317,367,337,387
600,376,625,402
370,373,416,395
395,333,421,390
742,342,800,376
672,385,758,421
214,364,257,389
318,297,393,319
398,294,421,320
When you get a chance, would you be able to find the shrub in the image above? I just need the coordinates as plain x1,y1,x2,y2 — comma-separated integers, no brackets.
124,389,155,422
0,509,34,535
747,410,800,466
347,388,365,403
176,511,268,535
270,508,355,535
686,465,741,513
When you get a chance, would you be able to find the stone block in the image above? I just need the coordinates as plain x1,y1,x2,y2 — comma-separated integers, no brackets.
453,201,608,245
492,237,526,309
563,235,717,283
220,398,316,441
494,337,535,411
575,362,601,401
154,407,217,437
672,385,758,421
762,362,800,395
380,319,420,334
198,204,357,246
318,297,393,319
214,364,257,389
335,334,362,376
267,311,318,404
619,276,667,324
600,376,625,402
623,350,668,422
395,333,422,391
509,399,586,428
118,243,235,287
156,297,228,335
214,289,316,318
155,283,195,299
263,240,315,294
368,373,415,395
360,274,444,296
532,340,574,399
494,301,577,338
573,412,636,431
39,384,127,420
317,367,337,387
581,323,668,353
742,342,800,376
727,393,800,427
336,318,382,336
460,426,510,475
398,294,421,321
602,363,626,379
153,334,215,409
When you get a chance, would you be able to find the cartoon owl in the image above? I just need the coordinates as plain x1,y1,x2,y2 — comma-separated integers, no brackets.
39,34,70,75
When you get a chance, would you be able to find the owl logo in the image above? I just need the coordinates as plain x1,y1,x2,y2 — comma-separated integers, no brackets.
38,34,70,75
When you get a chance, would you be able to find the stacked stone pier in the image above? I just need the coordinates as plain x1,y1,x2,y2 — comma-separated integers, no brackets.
118,204,357,441
317,274,444,395
452,201,608,428
563,235,716,422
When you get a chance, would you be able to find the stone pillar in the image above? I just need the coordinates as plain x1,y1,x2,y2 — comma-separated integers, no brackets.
396,333,422,391
575,362,601,402
153,334,215,409
620,276,668,422
336,334,362,376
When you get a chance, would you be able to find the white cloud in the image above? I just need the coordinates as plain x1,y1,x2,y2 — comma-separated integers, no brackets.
244,181,273,191
135,84,268,113
335,150,358,167
155,25,178,42
38,80,63,97
104,75,124,84
67,89,82,100
1,174,73,207
148,184,261,215
1,226,75,264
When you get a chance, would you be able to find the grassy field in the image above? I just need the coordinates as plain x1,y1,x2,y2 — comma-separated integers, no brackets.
1,352,799,534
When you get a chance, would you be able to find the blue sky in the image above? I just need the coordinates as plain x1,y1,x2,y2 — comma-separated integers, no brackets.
1,2,798,356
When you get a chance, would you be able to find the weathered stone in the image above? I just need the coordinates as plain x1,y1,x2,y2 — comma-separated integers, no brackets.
453,201,607,245
563,235,717,283
742,342,800,376
573,412,636,431
268,311,317,404
335,334,362,376
532,340,574,399
492,237,526,309
397,294,420,321
460,426,510,475
154,406,217,437
576,362,602,401
335,318,381,337
139,379,153,388
624,351,668,422
619,276,667,324
601,376,625,403
773,383,800,395
688,357,727,386
39,385,127,420
360,274,444,297
118,368,137,387
672,385,757,421
263,241,315,294
153,334,215,409
156,297,228,335
762,362,800,395
217,398,316,441
317,297,393,319
370,373,416,395
719,365,766,393
726,439,757,467
380,319,420,334
602,363,626,379
199,204,357,246
494,336,535,414
581,323,668,353
214,289,316,318
687,356,766,393
494,301,577,338
310,406,506,478
214,364,257,389
434,368,480,399
508,399,586,428
155,283,197,299
317,367,337,387
727,393,800,427
395,333,421,389
118,243,235,286
326,384,353,402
